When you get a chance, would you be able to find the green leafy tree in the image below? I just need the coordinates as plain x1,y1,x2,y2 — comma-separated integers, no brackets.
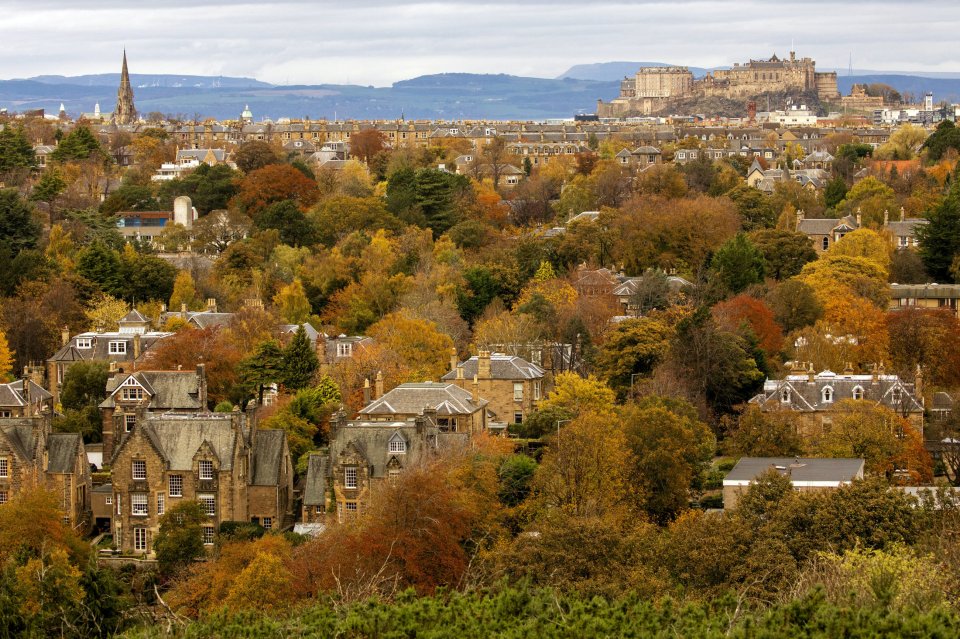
917,178,960,282
921,119,960,163
711,233,765,294
50,126,105,163
234,140,282,173
594,317,673,399
254,199,317,247
748,229,818,280
622,397,715,523
239,340,285,404
157,163,239,215
824,175,848,210
0,125,36,172
497,454,538,508
154,500,207,576
30,168,66,204
282,325,319,390
76,241,124,297
726,185,777,231
0,189,41,255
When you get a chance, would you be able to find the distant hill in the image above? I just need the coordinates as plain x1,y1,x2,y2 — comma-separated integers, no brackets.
2,67,959,121
21,73,271,89
559,61,712,81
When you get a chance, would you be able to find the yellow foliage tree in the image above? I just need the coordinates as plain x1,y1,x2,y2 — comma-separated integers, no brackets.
273,278,313,325
84,294,130,332
796,254,889,308
367,312,454,383
0,331,14,382
45,224,76,272
827,228,891,273
169,270,199,312
223,551,295,614
537,372,617,419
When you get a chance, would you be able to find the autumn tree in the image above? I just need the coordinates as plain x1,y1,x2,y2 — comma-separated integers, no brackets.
712,294,784,358
536,372,616,419
886,308,960,386
232,163,318,216
748,228,818,280
730,405,804,457
273,277,313,324
154,500,207,576
594,317,673,399
147,326,242,405
767,279,823,333
233,140,282,173
348,128,386,164
169,270,199,311
622,397,715,523
367,312,454,383
0,331,14,382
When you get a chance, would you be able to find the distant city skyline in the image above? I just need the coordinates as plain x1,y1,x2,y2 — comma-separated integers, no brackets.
3,1,959,86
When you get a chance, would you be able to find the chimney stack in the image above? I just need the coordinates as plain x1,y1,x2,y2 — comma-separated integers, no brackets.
900,206,905,222
21,374,31,417
449,347,459,373
472,374,480,403
856,208,862,228
478,351,491,380
807,362,815,383
456,364,464,380
374,370,384,400
196,363,208,409
915,364,924,399
363,378,371,405
883,209,889,226
61,326,70,347
133,333,141,361
206,298,217,313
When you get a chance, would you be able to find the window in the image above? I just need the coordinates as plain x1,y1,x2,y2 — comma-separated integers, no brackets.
156,492,164,516
0,411,9,419
125,414,136,432
168,474,183,497
389,438,406,454
336,342,353,357
0,458,7,479
105,495,112,505
134,527,147,552
891,388,903,404
121,387,143,401
534,381,542,401
76,338,92,349
315,505,324,514
202,526,215,545
345,502,357,513
852,386,864,400
0,491,7,505
344,466,357,489
109,341,127,355
781,389,792,403
513,383,524,402
132,493,148,516
388,469,401,483
198,494,216,517
514,412,523,424
822,237,829,251
821,387,834,403
132,460,146,481
199,460,214,480
262,517,272,530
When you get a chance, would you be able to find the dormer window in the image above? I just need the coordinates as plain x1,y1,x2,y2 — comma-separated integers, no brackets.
199,460,214,480
76,338,92,349
121,386,143,401
822,387,834,403
109,341,127,355
852,386,864,400
780,389,791,403
336,342,352,358
389,433,407,455
891,387,903,404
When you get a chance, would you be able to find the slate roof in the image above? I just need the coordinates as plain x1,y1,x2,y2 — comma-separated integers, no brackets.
797,214,858,236
724,457,864,485
441,354,545,381
188,312,235,329
890,283,960,300
138,415,239,470
932,392,954,412
46,433,81,474
750,370,924,414
886,218,927,237
359,383,486,417
251,429,286,486
302,453,327,506
49,331,172,363
0,380,52,408
0,418,43,460
99,371,204,410
612,275,692,297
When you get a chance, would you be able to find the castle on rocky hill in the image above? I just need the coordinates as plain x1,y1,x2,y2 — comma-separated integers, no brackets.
597,51,839,117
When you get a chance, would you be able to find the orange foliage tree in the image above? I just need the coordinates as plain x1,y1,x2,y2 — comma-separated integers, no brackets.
231,163,319,216
146,326,244,405
712,294,784,358
887,308,960,386
367,312,454,384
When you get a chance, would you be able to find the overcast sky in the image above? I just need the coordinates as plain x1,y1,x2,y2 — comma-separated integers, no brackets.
3,1,959,85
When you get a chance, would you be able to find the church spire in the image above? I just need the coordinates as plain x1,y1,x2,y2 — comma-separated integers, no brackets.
114,49,136,125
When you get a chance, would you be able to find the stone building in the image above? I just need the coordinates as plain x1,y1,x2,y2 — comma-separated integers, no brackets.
313,411,468,521
113,50,137,125
99,366,209,463
0,415,91,529
749,364,925,437
110,411,293,555
889,284,960,318
358,382,488,434
46,310,172,405
441,351,545,427
0,379,53,418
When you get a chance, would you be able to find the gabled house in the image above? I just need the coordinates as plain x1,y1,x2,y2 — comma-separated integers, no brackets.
750,364,925,437
0,379,53,418
0,415,91,529
110,410,294,555
441,351,546,428
611,274,692,316
46,310,173,405
99,366,209,462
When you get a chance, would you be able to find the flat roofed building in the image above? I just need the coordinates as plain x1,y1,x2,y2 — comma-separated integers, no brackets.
723,457,865,509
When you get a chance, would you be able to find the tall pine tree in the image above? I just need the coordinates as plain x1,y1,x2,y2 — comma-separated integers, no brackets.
282,326,319,391
917,176,960,282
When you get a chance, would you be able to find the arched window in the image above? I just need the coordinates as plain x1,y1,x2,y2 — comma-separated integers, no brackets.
822,386,834,403
822,237,829,251
852,386,864,400
780,389,791,403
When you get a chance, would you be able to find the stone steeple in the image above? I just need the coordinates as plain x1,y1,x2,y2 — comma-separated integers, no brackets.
114,50,136,125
